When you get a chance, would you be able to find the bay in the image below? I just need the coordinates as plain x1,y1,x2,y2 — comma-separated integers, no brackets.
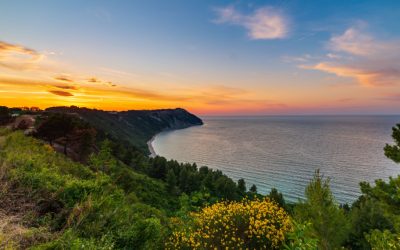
152,116,400,204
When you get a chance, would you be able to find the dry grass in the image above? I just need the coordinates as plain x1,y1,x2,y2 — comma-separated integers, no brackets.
0,211,29,249
0,163,51,249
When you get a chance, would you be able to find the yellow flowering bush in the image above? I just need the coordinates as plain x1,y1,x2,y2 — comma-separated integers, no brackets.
167,198,291,249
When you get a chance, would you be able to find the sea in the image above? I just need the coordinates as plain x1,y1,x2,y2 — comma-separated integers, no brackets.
151,116,400,204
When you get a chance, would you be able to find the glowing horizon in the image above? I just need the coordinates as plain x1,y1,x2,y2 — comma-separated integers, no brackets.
1,1,400,115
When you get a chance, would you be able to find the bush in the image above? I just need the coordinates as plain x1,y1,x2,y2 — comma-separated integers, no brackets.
167,198,292,249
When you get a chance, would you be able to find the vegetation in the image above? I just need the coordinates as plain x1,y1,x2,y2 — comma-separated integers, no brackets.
0,107,400,249
0,129,248,249
167,198,291,249
0,106,11,125
294,170,350,249
45,106,203,154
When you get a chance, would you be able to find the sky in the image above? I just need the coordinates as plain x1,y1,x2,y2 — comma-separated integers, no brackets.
1,0,400,115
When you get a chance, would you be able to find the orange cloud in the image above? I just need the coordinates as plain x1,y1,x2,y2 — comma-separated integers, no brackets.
0,40,44,70
48,90,74,96
301,63,382,86
87,77,116,87
54,75,74,82
54,85,78,90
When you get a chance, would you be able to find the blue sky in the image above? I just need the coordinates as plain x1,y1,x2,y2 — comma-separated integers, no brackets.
1,0,400,114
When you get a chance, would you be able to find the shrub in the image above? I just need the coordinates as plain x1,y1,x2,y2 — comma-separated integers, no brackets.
365,230,400,250
167,198,291,249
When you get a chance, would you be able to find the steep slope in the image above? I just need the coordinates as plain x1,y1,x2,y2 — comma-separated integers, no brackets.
45,106,203,153
0,129,171,249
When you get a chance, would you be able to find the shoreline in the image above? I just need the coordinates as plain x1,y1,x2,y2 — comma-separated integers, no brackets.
147,135,157,158
146,124,203,158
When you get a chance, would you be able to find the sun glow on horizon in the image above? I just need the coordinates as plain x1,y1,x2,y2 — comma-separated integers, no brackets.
1,1,399,115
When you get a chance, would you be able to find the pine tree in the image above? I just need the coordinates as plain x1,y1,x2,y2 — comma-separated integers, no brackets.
238,178,246,193
295,170,350,250
269,188,285,208
384,124,400,163
166,169,178,194
250,184,257,193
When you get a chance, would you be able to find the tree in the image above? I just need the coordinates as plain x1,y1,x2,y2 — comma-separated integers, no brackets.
215,177,238,200
295,170,350,250
237,178,246,193
36,113,76,151
269,188,285,208
202,173,214,193
346,197,394,249
365,230,400,250
121,149,133,165
346,122,400,249
89,139,117,172
250,184,257,193
284,221,319,250
166,169,178,194
74,127,96,161
384,123,400,163
149,156,167,180
0,106,10,125
178,166,189,193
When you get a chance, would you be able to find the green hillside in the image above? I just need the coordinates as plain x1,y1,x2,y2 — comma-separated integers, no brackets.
45,106,203,154
1,108,400,249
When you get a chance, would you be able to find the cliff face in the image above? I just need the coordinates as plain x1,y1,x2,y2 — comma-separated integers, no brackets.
46,106,203,153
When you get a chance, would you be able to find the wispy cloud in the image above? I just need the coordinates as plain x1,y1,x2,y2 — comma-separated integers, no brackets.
54,85,78,90
54,75,74,82
328,27,379,56
214,6,288,40
48,90,74,97
87,77,116,87
0,41,44,70
299,25,400,86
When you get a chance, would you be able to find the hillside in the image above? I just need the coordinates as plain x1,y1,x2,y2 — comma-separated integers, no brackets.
1,106,400,249
0,128,251,249
45,106,203,154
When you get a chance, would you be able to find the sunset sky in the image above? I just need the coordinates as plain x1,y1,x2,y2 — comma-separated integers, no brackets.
1,0,400,115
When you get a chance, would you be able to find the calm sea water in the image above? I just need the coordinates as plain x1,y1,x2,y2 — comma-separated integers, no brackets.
152,116,400,204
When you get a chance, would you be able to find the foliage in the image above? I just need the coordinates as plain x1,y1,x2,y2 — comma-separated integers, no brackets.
0,130,166,249
238,178,246,193
2,112,400,250
284,221,319,250
35,113,96,160
250,184,257,193
45,106,203,154
346,196,394,249
365,230,400,250
136,157,246,202
294,170,350,249
385,123,400,163
0,106,11,125
167,198,292,249
269,187,286,208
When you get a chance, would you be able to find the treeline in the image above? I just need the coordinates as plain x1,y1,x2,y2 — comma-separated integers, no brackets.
29,111,257,204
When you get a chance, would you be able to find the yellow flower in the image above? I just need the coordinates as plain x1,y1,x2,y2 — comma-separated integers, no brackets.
166,198,292,249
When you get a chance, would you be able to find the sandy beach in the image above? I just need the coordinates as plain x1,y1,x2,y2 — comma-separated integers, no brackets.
147,135,157,157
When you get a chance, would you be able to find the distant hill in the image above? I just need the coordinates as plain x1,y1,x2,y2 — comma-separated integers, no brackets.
45,106,203,154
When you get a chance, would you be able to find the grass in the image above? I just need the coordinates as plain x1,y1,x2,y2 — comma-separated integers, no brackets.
0,130,169,249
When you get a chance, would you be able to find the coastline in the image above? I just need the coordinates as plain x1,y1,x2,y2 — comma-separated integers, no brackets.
146,124,204,158
147,135,157,158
